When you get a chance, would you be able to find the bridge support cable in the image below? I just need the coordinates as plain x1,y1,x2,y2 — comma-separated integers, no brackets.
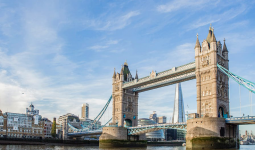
99,118,112,129
217,64,255,94
250,91,253,116
239,85,241,116
70,95,112,131
217,63,255,116
87,95,112,130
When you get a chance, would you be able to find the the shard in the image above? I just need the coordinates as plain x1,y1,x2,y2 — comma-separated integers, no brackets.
172,83,186,123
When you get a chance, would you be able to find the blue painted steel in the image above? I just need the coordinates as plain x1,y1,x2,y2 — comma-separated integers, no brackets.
226,116,255,125
217,64,255,94
67,95,112,132
99,118,112,129
127,122,187,135
68,118,112,132
86,95,112,129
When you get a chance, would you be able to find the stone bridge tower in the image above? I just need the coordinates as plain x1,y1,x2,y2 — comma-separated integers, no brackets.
111,62,139,127
187,26,239,149
195,25,229,118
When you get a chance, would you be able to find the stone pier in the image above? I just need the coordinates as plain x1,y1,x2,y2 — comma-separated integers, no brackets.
99,127,147,148
186,117,239,149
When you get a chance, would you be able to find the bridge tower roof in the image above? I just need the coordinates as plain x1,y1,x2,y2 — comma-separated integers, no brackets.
206,24,216,44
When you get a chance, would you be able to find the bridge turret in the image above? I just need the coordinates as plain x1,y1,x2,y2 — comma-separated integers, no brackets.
120,66,124,82
217,41,222,55
135,70,138,80
112,68,116,82
222,39,229,61
194,33,201,57
210,28,217,51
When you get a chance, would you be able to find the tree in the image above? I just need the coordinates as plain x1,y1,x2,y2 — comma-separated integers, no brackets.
51,118,56,138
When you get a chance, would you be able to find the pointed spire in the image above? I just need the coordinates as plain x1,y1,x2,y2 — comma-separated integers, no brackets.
206,24,215,43
112,68,116,78
212,30,216,42
135,70,138,79
124,60,128,66
195,33,201,48
120,65,124,75
223,38,228,52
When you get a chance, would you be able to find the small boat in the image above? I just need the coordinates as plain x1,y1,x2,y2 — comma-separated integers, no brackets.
182,143,186,146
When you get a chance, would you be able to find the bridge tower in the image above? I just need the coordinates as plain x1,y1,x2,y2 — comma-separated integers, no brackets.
195,25,229,118
186,26,239,149
111,62,139,127
99,62,146,148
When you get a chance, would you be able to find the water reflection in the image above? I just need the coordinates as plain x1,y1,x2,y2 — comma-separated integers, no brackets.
0,145,254,150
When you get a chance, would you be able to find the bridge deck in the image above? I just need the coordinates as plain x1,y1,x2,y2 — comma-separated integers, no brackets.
127,122,187,135
67,117,255,136
122,62,196,92
226,116,255,125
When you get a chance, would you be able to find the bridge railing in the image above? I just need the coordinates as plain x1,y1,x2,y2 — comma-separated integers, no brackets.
127,122,186,129
226,116,255,120
123,62,195,88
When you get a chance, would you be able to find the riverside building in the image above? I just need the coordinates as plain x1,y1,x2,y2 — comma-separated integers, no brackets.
81,103,89,120
0,104,45,139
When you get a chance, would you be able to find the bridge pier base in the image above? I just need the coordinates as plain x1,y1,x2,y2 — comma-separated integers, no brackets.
99,127,147,148
186,117,239,150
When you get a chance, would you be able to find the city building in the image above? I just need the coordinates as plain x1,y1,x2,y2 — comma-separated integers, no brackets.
0,104,45,139
81,103,89,119
165,129,177,140
58,113,76,125
26,103,39,116
41,118,52,138
172,83,186,123
138,118,164,141
80,118,101,130
157,116,166,124
56,123,62,139
0,110,7,138
149,111,157,123
149,111,166,124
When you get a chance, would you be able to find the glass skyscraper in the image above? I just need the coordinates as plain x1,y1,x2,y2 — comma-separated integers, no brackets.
172,83,186,123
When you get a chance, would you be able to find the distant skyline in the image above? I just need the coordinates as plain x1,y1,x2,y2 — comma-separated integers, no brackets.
0,0,255,133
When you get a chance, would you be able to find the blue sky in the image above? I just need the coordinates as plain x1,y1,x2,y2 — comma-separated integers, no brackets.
0,0,254,134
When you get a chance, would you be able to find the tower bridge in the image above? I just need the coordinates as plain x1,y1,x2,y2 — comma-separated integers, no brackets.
65,25,255,149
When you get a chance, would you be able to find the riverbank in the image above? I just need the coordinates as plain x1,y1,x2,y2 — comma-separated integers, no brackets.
0,139,99,146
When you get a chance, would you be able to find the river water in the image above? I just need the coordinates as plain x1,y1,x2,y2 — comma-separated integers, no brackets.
0,145,254,150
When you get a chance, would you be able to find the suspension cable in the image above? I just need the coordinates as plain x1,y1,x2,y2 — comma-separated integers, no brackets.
250,91,251,115
252,92,253,116
239,84,241,116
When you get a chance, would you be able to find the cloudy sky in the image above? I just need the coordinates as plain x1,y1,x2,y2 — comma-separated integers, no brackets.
0,0,255,134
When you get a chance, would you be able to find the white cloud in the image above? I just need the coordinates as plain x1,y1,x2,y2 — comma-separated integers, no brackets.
187,4,247,30
157,0,208,13
88,39,121,52
84,11,140,31
89,45,109,50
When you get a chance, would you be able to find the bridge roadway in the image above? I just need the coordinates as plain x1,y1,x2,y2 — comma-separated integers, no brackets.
226,116,255,125
122,62,196,92
67,116,255,137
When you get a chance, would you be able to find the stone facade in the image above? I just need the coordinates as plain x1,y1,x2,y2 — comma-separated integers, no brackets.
99,127,146,148
195,26,229,118
111,62,139,127
186,117,239,149
186,25,238,149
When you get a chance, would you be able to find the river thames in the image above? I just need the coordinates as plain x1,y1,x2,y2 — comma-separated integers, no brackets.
0,145,254,150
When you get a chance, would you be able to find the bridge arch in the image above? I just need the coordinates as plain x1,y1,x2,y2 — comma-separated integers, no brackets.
124,119,132,127
218,104,228,118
